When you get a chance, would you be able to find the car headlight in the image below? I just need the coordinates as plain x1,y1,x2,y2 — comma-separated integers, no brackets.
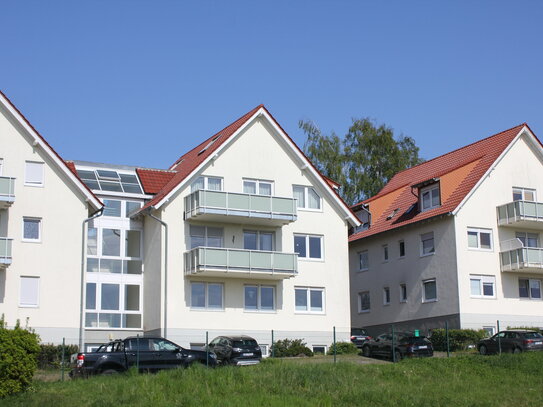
232,347,243,352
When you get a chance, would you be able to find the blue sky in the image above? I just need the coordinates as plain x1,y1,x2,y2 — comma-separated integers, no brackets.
2,1,543,169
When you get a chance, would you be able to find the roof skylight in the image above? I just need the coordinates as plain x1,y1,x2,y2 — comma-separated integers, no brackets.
77,169,143,194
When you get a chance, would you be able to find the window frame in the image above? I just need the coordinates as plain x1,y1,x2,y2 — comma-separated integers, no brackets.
467,228,493,251
242,178,274,196
422,278,438,303
420,184,440,211
420,232,435,257
383,287,391,305
469,275,496,299
519,278,542,300
294,234,324,261
22,217,42,243
19,276,40,308
24,161,44,187
294,287,325,314
358,291,370,313
358,250,369,272
191,175,223,192
243,230,275,251
244,285,276,312
513,187,536,202
189,225,224,249
382,245,389,262
292,185,322,211
399,240,405,258
190,282,224,311
399,283,407,303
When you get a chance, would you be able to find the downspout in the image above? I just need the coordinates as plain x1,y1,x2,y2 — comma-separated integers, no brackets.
146,207,168,339
79,207,104,352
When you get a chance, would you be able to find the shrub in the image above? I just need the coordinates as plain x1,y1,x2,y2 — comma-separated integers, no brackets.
327,341,359,355
430,329,486,351
271,339,313,357
37,343,80,369
0,318,40,398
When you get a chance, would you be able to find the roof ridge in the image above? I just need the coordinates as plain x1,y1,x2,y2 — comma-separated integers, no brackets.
136,167,177,173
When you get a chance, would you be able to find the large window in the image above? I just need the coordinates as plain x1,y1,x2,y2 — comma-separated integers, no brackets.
422,279,437,302
85,282,142,328
295,287,324,313
87,227,142,274
516,232,539,248
470,275,496,298
294,234,323,260
22,218,41,242
243,179,273,196
358,291,370,312
191,176,222,192
420,184,440,211
513,187,536,202
19,276,40,307
420,232,435,256
190,226,223,249
243,230,274,251
519,278,542,300
467,228,493,250
244,285,275,311
293,185,321,210
359,250,369,271
25,161,44,186
191,282,224,310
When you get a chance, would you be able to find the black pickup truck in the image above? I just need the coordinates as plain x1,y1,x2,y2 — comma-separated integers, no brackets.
71,336,217,377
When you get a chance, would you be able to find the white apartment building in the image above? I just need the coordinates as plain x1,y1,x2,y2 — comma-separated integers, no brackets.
350,124,543,336
0,93,359,353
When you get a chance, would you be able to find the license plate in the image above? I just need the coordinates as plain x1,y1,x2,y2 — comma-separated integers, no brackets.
242,353,253,356
417,345,427,350
535,341,542,345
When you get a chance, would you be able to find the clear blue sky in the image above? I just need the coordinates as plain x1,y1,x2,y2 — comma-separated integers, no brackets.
2,1,542,169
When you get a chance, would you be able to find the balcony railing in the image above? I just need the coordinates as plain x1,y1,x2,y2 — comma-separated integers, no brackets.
497,200,543,228
0,177,15,209
184,190,297,225
184,247,298,280
500,238,543,273
0,238,13,268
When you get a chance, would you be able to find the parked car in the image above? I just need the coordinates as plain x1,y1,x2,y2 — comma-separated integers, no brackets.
350,328,372,348
208,335,262,365
70,336,217,377
361,332,433,361
478,330,543,355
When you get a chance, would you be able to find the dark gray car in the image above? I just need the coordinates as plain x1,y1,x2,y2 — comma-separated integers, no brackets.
208,335,262,366
478,330,543,355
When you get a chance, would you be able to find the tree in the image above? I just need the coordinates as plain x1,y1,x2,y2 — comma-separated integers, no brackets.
300,118,423,205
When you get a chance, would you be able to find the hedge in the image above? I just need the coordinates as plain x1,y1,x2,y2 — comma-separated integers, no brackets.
327,341,359,355
38,343,79,369
271,339,314,357
430,328,486,351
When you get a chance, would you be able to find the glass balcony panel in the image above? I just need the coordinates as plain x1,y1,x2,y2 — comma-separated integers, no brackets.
0,177,15,196
250,195,272,212
251,251,272,269
228,250,250,268
497,201,543,228
228,193,250,211
202,248,228,266
204,190,228,208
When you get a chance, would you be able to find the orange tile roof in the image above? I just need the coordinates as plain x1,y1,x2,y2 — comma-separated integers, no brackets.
349,123,529,242
136,168,177,194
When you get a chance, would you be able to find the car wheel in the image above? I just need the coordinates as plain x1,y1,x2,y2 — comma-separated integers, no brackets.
513,347,522,354
393,350,402,362
479,345,487,355
362,346,371,358
101,369,119,375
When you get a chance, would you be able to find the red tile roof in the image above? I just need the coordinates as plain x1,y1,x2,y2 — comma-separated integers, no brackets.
349,124,529,242
136,168,177,194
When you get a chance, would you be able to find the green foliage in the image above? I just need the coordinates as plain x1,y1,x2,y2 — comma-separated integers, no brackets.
327,341,359,355
430,328,486,351
0,317,41,398
300,118,423,204
37,343,79,369
271,339,314,357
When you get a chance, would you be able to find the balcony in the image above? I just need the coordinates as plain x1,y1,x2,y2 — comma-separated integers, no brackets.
500,239,543,273
184,247,298,280
497,201,543,229
0,177,15,209
0,238,13,269
184,190,297,226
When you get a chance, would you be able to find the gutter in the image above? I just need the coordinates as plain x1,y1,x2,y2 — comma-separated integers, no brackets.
78,207,104,352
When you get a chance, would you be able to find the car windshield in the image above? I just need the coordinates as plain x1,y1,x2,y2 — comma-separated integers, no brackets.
233,339,257,347
351,329,368,336
524,332,543,339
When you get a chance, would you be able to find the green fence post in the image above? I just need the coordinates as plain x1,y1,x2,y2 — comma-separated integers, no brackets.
61,337,65,381
446,321,450,358
206,331,209,367
333,326,337,364
497,320,501,355
271,330,275,358
391,325,396,363
136,334,140,371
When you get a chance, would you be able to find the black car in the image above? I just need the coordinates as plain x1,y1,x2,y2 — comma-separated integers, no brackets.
350,328,372,348
208,335,262,366
361,332,433,361
478,330,543,355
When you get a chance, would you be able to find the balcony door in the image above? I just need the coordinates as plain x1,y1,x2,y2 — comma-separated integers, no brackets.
243,230,274,251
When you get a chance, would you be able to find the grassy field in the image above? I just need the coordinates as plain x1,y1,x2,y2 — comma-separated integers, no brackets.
3,353,543,407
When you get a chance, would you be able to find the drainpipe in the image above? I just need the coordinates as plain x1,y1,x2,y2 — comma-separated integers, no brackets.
146,207,168,339
79,207,104,352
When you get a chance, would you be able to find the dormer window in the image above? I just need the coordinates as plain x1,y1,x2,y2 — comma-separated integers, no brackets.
420,184,440,211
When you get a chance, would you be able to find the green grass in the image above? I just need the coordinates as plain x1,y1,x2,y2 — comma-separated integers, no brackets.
3,353,543,407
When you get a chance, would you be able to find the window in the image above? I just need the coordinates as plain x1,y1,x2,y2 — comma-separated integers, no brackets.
420,184,440,211
244,285,275,311
125,230,141,258
399,283,407,303
312,346,327,354
126,201,142,217
102,229,121,256
22,218,41,241
420,232,435,256
20,276,40,307
85,281,142,328
243,179,273,196
76,169,143,194
243,230,274,251
190,282,224,310
294,234,323,260
358,291,370,312
359,250,369,271
383,245,389,262
87,228,142,274
293,185,321,210
483,327,495,337
467,228,493,250
516,232,539,248
190,226,223,249
25,161,44,186
383,287,390,305
422,279,437,302
191,176,222,192
513,187,536,202
295,287,324,313
399,240,405,258
519,278,542,300
103,200,122,217
470,275,496,298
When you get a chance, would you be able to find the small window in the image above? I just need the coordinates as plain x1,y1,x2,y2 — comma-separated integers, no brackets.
243,179,273,196
244,285,275,311
103,200,122,217
470,275,496,298
191,176,223,192
20,276,40,307
482,327,495,337
519,278,542,300
383,287,390,305
294,234,323,260
399,240,405,258
191,282,224,310
420,232,435,256
399,283,407,303
467,228,493,250
25,161,44,186
295,287,324,313
359,250,369,271
513,187,536,202
420,184,440,211
293,185,321,210
422,279,437,302
382,245,389,262
23,218,41,241
312,346,326,354
358,291,370,312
